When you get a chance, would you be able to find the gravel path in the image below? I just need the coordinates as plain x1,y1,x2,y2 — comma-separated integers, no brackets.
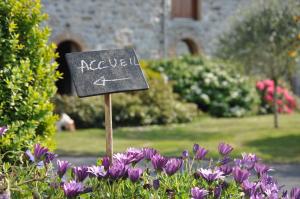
271,164,300,190
60,156,300,190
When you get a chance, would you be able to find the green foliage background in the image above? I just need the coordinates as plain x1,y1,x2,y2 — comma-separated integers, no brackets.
0,0,59,158
54,66,198,128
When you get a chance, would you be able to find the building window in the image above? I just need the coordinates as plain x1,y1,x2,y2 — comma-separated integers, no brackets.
171,0,200,20
55,40,81,95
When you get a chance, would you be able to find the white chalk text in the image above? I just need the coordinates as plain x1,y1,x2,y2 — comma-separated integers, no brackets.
78,56,139,73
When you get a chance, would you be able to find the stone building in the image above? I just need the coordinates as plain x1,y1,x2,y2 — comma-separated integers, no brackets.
42,0,300,95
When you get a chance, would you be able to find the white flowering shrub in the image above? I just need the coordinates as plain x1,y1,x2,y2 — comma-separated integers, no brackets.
147,56,257,117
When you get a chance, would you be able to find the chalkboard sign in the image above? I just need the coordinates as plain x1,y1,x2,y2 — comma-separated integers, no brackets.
65,48,149,97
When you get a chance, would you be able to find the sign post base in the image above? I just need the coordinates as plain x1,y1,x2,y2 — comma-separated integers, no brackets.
104,94,113,163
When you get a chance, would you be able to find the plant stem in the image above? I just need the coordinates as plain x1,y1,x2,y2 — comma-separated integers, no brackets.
16,177,45,186
189,157,195,173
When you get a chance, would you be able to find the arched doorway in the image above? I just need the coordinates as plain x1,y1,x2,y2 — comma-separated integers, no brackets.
55,40,82,95
176,38,199,56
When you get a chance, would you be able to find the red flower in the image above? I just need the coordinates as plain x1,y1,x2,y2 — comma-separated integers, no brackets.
267,86,274,95
256,81,265,91
264,95,273,102
263,79,274,87
276,86,283,94
256,79,297,114
276,100,283,105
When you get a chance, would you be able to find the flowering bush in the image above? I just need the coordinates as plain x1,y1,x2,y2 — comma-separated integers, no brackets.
1,138,299,198
256,80,297,114
146,56,257,117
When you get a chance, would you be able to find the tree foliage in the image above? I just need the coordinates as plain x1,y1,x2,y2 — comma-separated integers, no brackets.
216,0,300,127
217,0,300,79
0,0,59,159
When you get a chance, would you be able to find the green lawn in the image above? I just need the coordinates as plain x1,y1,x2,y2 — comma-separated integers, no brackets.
55,114,300,163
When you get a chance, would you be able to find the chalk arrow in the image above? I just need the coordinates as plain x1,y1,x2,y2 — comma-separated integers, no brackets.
93,76,131,86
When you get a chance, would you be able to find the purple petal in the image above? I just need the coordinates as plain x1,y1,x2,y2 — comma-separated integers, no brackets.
0,126,8,136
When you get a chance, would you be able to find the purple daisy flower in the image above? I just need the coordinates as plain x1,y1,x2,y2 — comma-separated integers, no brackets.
25,149,35,162
254,163,272,177
218,156,232,165
218,143,233,156
193,144,200,153
113,153,130,164
0,126,8,137
113,150,143,165
102,156,110,170
195,147,208,160
151,154,168,172
259,173,279,198
33,144,49,161
87,166,107,178
242,180,256,196
191,187,209,199
197,168,224,183
128,167,143,182
57,160,71,178
260,174,277,188
264,187,279,199
258,175,279,199
214,186,222,199
164,158,182,176
290,187,300,199
219,164,232,176
182,150,189,159
153,179,160,190
235,153,259,170
282,190,288,199
72,166,89,182
63,180,84,198
143,148,157,160
45,152,57,164
125,148,144,164
108,162,126,180
232,167,250,184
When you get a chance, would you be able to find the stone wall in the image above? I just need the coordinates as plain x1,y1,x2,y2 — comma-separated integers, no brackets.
42,0,165,59
165,0,251,56
42,0,251,58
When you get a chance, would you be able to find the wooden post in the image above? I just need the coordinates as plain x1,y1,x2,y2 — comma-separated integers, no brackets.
104,94,113,162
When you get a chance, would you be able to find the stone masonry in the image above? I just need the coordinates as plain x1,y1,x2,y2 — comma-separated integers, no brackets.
42,0,300,95
42,0,251,58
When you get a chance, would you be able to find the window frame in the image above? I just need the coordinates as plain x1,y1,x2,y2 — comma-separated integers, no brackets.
171,0,201,20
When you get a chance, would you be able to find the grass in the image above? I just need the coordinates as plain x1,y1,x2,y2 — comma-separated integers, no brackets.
55,113,300,163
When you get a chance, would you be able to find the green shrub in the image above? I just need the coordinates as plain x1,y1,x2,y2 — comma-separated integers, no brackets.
0,0,59,159
147,56,257,117
53,68,198,128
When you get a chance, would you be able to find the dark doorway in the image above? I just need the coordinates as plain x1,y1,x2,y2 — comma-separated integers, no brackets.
56,40,81,95
176,38,199,56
